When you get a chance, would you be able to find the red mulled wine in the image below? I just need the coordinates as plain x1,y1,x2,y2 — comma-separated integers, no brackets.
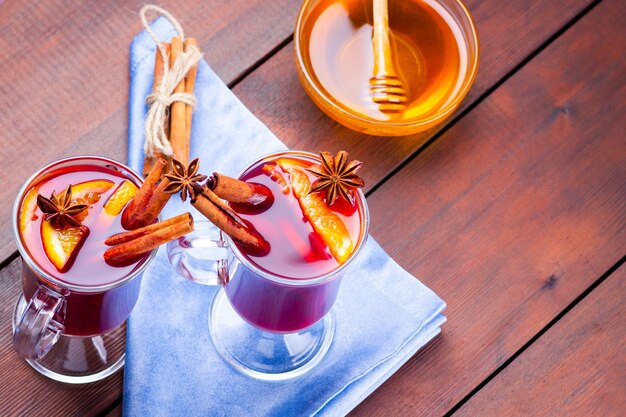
224,153,366,333
18,163,147,336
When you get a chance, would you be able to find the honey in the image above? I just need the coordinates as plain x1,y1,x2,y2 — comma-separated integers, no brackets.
298,0,472,124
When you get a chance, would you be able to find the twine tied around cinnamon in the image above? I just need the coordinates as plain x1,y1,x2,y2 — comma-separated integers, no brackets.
139,5,202,159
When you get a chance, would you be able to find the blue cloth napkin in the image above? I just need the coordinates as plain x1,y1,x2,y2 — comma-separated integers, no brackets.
124,18,446,417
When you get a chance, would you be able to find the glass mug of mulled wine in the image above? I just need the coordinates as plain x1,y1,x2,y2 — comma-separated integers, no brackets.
12,156,156,383
167,150,369,380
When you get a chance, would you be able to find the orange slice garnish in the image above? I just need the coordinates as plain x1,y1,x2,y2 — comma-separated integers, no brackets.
262,163,290,194
71,179,115,199
103,180,138,215
58,179,115,222
41,220,89,272
277,159,354,263
19,186,39,233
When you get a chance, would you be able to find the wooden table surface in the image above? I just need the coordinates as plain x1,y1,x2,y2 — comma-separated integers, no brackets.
0,0,624,415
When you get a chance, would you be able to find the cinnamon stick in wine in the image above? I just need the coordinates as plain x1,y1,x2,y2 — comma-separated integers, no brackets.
104,213,193,266
207,172,273,209
137,177,174,227
169,36,188,165
122,158,169,230
192,187,270,255
143,43,172,177
106,213,192,246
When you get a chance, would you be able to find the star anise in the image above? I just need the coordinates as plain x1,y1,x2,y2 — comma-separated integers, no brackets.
163,158,207,202
306,151,365,206
36,185,88,228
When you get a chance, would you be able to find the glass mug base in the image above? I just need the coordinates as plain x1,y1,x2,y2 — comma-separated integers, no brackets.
12,295,125,384
209,288,335,381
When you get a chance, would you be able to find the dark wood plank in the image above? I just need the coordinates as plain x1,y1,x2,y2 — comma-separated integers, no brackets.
348,0,626,414
0,258,124,416
455,265,626,416
105,403,122,417
0,0,300,261
234,0,594,187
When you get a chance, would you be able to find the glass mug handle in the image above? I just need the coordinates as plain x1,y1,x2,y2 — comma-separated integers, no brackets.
13,286,65,359
166,221,230,286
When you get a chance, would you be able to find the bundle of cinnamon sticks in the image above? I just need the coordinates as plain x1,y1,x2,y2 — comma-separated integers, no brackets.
104,38,200,267
103,35,276,266
144,36,199,176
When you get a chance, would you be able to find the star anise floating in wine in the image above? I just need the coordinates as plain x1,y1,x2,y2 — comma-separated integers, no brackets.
306,150,365,206
163,158,207,202
36,185,88,228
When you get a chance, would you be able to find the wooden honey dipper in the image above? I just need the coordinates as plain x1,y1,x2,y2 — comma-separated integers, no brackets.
370,0,407,112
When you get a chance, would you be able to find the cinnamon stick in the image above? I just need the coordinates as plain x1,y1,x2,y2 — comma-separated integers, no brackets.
122,158,169,230
169,36,188,165
207,172,274,209
104,213,194,266
192,187,270,255
184,38,198,155
143,43,172,177
105,213,192,246
137,177,174,228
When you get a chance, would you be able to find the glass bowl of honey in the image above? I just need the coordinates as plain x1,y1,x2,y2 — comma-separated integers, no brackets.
294,0,479,136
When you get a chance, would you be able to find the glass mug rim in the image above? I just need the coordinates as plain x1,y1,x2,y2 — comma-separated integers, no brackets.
12,155,158,294
217,150,370,287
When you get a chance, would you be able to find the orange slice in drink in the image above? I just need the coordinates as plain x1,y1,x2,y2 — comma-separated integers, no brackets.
41,220,89,272
277,159,354,263
262,163,291,194
58,179,115,222
21,180,114,233
71,179,115,200
103,180,138,215
19,186,40,233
